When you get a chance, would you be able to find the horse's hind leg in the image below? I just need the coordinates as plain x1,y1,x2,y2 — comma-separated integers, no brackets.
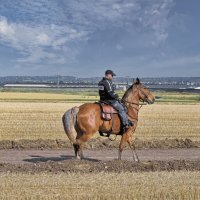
73,143,83,159
127,137,139,162
74,132,94,159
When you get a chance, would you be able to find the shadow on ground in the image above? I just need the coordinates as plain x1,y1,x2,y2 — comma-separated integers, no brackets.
23,155,100,163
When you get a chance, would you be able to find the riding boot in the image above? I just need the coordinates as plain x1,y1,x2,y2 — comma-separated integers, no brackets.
128,120,133,126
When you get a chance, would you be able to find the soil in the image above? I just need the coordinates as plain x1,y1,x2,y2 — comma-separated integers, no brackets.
0,138,199,150
0,148,200,173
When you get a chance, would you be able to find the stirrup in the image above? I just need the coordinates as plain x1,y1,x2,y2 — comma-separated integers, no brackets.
99,131,111,137
129,121,133,126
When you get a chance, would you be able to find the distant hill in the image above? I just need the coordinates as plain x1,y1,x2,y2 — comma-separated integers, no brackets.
0,76,200,89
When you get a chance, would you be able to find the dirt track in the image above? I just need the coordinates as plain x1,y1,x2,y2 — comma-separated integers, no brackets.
0,148,200,173
0,138,199,150
0,148,200,164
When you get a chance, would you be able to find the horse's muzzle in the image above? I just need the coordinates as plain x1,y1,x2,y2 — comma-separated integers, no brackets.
147,98,155,104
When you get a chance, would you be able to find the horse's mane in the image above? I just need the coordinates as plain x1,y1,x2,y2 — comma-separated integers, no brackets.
122,84,134,100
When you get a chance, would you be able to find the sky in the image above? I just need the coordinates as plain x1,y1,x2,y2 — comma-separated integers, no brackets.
0,0,200,77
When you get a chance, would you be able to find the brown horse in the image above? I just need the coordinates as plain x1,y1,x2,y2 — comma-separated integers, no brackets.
62,78,155,162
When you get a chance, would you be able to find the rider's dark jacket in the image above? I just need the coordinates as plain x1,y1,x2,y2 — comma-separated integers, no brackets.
98,77,119,101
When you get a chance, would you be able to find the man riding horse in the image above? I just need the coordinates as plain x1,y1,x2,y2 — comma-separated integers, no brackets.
98,70,133,132
63,73,155,161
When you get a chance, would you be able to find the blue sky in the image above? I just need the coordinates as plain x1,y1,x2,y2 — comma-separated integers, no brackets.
0,0,200,77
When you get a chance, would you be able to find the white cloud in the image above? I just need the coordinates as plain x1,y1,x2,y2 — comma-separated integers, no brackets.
36,33,50,46
0,17,15,36
0,15,87,64
62,0,174,46
0,0,175,65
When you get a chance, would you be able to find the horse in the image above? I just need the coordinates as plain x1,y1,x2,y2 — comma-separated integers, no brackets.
62,78,155,162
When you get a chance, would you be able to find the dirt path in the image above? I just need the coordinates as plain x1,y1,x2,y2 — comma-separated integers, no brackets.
0,148,200,164
0,148,200,173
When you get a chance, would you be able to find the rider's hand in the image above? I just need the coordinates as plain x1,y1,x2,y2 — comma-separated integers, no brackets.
115,94,119,100
118,98,122,103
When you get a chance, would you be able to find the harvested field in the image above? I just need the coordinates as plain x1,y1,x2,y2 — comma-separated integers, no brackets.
0,102,200,141
0,171,200,199
0,147,200,199
0,92,99,102
0,95,200,200
0,102,81,140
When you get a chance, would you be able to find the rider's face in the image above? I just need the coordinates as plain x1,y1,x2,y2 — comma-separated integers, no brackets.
106,74,113,80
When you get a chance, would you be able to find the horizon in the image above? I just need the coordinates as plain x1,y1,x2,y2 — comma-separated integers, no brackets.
0,0,200,77
0,75,200,79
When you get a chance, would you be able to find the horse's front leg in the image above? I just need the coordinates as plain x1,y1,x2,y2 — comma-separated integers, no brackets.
118,133,129,160
127,137,139,162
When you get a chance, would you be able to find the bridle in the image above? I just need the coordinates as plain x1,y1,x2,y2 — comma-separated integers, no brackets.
109,85,151,141
109,85,150,141
122,85,150,111
138,85,152,104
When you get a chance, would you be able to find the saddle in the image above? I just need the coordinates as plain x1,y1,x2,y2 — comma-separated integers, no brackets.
98,101,118,120
96,101,119,137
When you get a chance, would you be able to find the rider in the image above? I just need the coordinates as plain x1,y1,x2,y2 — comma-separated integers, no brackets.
98,69,132,131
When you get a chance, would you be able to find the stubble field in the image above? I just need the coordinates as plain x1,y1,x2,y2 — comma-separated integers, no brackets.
0,90,200,199
0,171,200,200
0,101,199,141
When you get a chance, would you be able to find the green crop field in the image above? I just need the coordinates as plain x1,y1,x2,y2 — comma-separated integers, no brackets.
0,89,200,103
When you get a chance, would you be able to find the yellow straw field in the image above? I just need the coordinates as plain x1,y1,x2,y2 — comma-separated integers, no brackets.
0,102,200,141
136,104,200,140
0,171,200,200
0,92,98,102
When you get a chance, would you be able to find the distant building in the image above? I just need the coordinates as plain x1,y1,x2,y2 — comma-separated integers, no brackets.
4,84,51,88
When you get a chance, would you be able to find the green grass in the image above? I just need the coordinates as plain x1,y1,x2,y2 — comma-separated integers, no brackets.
0,91,99,102
154,91,200,103
0,87,98,95
0,88,200,103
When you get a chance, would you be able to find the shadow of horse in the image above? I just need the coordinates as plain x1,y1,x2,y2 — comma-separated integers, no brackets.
23,155,100,163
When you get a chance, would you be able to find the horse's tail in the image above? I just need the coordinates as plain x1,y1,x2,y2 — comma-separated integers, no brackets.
62,106,79,144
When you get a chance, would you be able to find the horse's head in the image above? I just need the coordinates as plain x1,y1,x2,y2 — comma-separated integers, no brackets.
133,78,155,104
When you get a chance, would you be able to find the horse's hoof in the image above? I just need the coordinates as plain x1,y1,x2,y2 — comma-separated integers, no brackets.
75,155,81,160
75,155,84,160
133,159,139,163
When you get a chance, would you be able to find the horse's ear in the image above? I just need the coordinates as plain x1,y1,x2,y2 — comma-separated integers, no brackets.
133,77,140,85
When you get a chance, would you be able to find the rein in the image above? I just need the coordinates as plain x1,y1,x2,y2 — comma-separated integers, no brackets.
121,85,150,123
108,85,149,141
121,99,143,112
120,99,141,124
122,99,147,106
122,85,149,111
